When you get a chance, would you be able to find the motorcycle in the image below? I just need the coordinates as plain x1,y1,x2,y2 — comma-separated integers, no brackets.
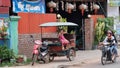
31,40,49,66
101,40,117,65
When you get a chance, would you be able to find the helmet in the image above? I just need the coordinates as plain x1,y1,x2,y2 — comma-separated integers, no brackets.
107,30,112,34
34,40,42,45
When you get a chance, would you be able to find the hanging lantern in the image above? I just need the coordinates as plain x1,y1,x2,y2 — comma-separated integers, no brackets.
47,1,56,13
93,4,100,14
66,3,74,13
79,4,88,16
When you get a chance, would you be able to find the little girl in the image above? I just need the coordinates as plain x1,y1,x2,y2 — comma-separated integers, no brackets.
58,29,69,49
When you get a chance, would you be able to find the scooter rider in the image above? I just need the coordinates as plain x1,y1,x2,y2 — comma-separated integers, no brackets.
103,30,119,57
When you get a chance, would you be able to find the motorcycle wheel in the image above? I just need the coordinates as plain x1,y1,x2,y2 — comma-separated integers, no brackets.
49,55,54,62
68,49,75,61
31,54,37,66
101,53,107,65
44,53,50,63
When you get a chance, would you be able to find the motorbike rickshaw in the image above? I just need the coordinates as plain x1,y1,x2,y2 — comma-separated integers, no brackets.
39,22,78,63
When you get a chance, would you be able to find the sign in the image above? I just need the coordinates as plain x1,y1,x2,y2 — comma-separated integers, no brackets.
109,0,120,6
12,0,45,13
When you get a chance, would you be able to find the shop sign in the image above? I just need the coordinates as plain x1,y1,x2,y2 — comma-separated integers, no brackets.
12,0,45,13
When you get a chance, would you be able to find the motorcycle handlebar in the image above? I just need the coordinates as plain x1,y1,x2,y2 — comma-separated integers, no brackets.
103,42,115,46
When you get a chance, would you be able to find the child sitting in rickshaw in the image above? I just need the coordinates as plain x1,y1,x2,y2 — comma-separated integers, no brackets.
58,29,69,50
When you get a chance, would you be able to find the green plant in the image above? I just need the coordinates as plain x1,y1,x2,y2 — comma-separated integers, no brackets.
94,17,115,45
2,25,8,32
15,55,24,63
0,46,15,60
95,19,105,44
4,18,10,23
0,24,8,39
58,18,68,32
0,62,14,67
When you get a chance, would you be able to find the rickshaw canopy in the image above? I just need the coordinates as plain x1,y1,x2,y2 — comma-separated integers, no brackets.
39,22,78,27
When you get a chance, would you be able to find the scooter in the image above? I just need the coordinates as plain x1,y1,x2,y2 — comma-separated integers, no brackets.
101,41,117,65
32,40,49,65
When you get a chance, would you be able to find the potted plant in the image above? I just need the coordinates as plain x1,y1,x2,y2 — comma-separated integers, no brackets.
16,55,24,63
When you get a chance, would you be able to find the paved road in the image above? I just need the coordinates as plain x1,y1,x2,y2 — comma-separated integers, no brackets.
2,49,120,68
69,57,120,68
68,49,120,68
79,59,120,68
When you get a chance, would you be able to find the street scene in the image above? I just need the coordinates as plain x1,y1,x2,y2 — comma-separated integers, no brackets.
0,0,120,68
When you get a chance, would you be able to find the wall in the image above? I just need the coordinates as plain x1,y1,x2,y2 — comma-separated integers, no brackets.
0,0,11,7
18,13,57,34
90,15,105,28
18,13,57,58
0,0,10,17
